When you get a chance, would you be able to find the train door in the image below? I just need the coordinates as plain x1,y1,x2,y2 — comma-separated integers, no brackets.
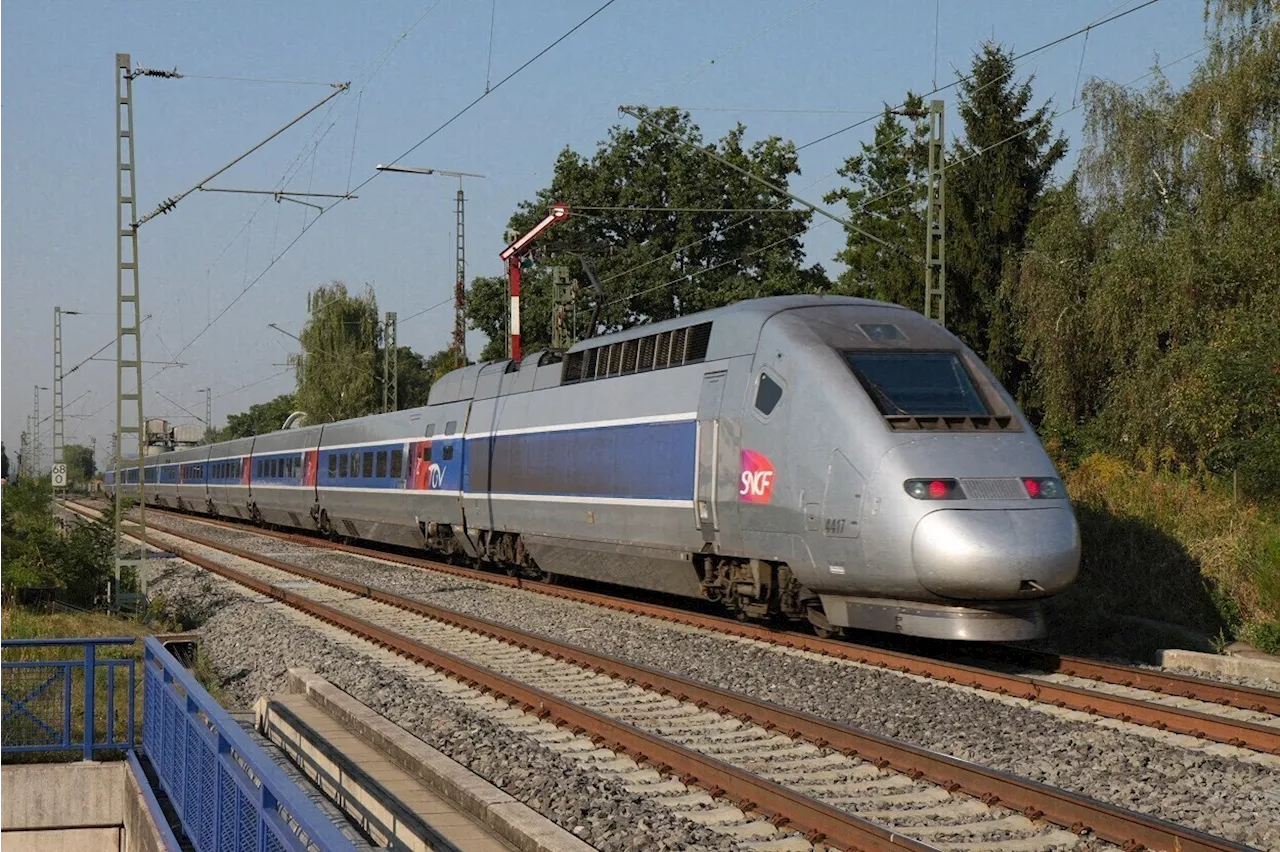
695,371,726,542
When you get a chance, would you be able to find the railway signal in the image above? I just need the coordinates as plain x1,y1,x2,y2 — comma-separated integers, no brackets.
499,204,569,361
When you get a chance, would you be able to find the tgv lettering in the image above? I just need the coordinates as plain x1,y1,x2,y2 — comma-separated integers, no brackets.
740,470,773,497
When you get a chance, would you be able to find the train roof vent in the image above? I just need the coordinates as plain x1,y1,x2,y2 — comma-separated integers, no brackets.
561,320,714,385
885,414,1017,432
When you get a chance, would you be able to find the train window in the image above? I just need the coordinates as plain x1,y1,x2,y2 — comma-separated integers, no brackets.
362,451,374,478
328,454,338,479
843,351,989,416
442,444,454,461
390,449,403,478
445,420,457,435
339,454,348,478
376,451,387,478
754,373,784,416
424,445,432,462
426,424,435,438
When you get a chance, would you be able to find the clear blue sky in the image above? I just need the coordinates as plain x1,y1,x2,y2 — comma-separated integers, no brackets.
2,0,1207,466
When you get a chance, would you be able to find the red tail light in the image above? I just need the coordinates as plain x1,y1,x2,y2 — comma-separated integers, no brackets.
904,479,964,500
1023,477,1065,499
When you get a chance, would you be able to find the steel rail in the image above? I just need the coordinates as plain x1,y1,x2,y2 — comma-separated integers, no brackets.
81,503,1252,852
80,508,930,852
91,503,1280,739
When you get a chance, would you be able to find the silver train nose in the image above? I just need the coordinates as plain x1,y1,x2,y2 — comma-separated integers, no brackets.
911,508,1080,599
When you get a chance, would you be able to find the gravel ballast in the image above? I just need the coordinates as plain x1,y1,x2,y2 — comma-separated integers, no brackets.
144,558,761,852
145,513,1280,849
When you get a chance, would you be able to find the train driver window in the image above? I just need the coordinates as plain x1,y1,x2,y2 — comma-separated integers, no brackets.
339,454,348,478
376,451,387,478
328,454,338,479
445,420,457,435
362,451,374,478
390,449,403,478
754,372,784,416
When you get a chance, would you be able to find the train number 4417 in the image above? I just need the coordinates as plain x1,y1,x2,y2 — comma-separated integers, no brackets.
823,517,847,535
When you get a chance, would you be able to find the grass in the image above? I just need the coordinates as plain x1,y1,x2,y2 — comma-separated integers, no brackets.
1037,453,1280,659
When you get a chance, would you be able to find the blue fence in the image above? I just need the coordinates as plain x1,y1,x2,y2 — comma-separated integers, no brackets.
1,637,137,759
142,636,357,852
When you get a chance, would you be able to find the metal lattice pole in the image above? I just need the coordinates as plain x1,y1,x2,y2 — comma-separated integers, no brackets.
116,52,148,602
923,99,946,326
32,385,42,477
53,307,65,495
204,387,212,437
20,423,31,480
383,311,398,413
455,188,466,366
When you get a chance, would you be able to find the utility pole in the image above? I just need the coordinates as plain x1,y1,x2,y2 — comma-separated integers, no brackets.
382,311,398,413
201,387,212,437
53,307,81,497
116,52,149,603
923,99,946,326
374,165,486,366
32,385,43,477
20,423,31,480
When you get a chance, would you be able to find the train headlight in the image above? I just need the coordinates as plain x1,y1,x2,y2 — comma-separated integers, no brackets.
1022,477,1066,499
904,478,964,500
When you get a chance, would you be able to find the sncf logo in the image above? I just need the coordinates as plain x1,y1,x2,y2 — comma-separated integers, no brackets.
739,450,776,503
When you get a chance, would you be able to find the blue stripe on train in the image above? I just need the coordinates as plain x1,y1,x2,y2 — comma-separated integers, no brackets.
464,420,696,501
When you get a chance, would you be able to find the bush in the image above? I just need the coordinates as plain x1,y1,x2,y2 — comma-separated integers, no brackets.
1042,453,1280,658
1,481,116,607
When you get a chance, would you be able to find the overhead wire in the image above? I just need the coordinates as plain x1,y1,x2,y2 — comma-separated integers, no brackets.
795,0,1164,152
597,0,1170,292
601,36,1215,310
124,1,620,426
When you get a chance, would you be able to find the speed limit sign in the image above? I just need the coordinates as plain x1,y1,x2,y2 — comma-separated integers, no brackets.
51,464,67,487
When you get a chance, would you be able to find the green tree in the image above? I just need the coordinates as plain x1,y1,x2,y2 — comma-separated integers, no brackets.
1012,0,1280,495
296,282,381,423
947,43,1067,396
63,444,96,483
2,478,115,605
219,393,299,439
824,94,931,308
468,108,824,360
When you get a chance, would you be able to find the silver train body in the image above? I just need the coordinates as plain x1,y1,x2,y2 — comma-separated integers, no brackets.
107,296,1080,640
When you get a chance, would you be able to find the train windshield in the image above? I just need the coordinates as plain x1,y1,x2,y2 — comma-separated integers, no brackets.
843,352,989,416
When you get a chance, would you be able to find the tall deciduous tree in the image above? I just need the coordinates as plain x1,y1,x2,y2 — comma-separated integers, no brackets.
1013,0,1280,495
296,282,380,423
947,43,1066,395
468,108,824,359
824,94,931,308
63,444,95,483
218,394,299,439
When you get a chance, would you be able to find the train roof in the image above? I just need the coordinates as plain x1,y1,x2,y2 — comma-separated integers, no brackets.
427,295,910,404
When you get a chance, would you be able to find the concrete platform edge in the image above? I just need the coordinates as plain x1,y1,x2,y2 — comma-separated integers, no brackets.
1158,648,1280,681
285,667,595,852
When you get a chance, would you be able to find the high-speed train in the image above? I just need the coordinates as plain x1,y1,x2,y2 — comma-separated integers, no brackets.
107,296,1080,641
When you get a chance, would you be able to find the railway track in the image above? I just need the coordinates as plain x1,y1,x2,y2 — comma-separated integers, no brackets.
68,500,1258,851
120,501,1280,757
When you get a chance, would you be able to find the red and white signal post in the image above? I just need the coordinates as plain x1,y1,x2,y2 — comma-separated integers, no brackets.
499,203,569,361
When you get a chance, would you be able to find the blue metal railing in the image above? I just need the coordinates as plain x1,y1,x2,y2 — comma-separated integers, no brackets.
142,636,357,852
1,637,137,760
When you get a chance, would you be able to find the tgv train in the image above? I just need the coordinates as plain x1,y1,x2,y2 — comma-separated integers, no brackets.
107,296,1080,641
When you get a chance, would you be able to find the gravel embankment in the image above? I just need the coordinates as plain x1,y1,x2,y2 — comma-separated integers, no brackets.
144,558,755,852
145,514,1280,849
